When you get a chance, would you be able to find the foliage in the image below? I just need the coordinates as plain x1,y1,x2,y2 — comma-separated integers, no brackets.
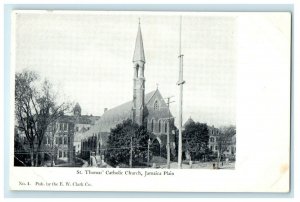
216,125,236,157
182,121,209,161
105,119,153,167
15,70,70,166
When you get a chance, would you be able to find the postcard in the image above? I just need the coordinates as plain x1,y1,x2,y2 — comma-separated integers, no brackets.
9,10,291,192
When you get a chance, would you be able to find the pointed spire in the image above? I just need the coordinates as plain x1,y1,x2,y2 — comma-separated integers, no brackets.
133,19,145,63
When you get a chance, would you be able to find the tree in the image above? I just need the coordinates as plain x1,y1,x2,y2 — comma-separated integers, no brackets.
15,70,38,166
15,70,70,166
216,125,236,165
105,119,153,167
183,121,209,161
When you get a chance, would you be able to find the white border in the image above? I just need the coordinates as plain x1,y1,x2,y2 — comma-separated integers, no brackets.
2,0,298,200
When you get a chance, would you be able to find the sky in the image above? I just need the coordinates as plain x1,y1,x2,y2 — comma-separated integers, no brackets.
14,11,281,128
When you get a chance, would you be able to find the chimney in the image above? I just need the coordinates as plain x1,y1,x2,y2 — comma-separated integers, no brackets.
104,108,108,113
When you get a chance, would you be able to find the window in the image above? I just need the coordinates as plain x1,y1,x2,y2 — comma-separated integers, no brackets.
59,150,62,158
64,123,68,131
151,119,154,132
64,136,68,145
158,120,161,133
59,137,63,145
165,121,168,133
154,100,159,111
215,146,218,150
56,137,59,144
63,151,67,158
210,146,213,150
210,137,214,142
76,127,79,132
59,123,63,131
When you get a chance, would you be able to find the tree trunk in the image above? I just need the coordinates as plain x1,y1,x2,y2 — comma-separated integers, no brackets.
35,148,39,167
30,146,34,167
35,143,42,167
30,144,34,167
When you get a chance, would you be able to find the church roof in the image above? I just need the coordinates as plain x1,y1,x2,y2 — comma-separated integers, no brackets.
77,90,157,140
133,21,145,63
97,90,156,130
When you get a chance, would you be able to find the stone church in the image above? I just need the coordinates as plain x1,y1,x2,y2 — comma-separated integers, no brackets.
78,22,176,158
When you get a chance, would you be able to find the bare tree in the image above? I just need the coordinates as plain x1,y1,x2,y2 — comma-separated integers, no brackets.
15,70,38,166
15,70,70,166
34,80,70,166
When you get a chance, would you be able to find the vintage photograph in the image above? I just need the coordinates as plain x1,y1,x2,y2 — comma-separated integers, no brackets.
9,9,291,193
14,11,238,170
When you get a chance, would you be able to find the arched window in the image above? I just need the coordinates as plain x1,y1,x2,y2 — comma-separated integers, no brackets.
154,100,159,111
151,119,154,132
158,120,161,133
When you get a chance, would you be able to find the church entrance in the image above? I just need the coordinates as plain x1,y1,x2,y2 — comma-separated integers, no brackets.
151,139,161,156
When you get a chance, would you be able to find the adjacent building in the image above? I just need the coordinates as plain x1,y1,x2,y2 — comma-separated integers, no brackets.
43,103,100,164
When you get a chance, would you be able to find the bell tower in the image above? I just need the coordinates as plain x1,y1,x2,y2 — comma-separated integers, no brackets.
132,20,145,126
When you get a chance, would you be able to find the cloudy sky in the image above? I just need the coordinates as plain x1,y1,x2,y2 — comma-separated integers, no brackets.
13,11,290,127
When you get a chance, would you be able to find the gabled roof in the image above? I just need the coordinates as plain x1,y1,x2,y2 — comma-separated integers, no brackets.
78,90,158,140
99,90,156,126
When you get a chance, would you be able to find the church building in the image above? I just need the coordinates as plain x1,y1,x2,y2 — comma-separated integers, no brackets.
78,21,176,158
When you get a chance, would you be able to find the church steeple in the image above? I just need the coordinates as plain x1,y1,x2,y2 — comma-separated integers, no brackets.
133,19,145,63
132,19,146,126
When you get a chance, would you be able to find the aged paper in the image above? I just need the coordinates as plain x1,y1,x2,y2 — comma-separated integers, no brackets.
10,10,290,192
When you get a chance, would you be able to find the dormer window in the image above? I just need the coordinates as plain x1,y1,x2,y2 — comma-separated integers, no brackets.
154,100,159,111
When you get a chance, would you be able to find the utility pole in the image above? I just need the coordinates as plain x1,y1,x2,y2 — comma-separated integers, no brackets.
164,96,175,169
147,138,151,166
177,16,185,169
130,136,133,168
